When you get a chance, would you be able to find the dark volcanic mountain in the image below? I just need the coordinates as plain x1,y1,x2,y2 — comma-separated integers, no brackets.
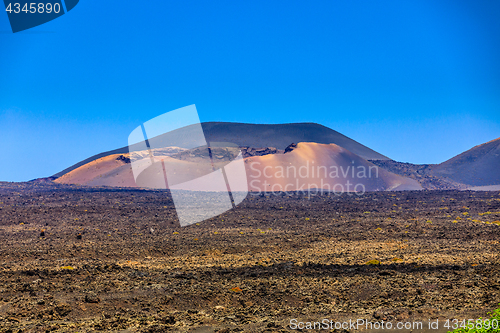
200,122,388,160
53,122,389,177
431,137,500,186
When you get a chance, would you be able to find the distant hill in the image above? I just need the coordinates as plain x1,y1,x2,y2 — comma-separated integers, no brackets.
55,142,419,192
53,122,389,178
51,125,500,191
431,137,500,186
369,137,500,189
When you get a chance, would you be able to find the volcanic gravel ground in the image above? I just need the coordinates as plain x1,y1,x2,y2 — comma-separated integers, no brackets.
0,182,499,332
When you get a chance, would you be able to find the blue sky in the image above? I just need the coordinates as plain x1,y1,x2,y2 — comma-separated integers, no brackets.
1,0,499,181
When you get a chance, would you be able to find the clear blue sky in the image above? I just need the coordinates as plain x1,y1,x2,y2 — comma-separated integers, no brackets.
1,0,499,181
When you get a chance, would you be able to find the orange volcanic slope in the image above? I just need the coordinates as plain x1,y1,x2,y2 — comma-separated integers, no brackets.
432,137,500,186
245,143,420,192
55,154,138,187
55,143,421,192
52,122,389,178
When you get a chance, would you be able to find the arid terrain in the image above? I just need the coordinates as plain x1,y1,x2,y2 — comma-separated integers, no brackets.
0,182,499,332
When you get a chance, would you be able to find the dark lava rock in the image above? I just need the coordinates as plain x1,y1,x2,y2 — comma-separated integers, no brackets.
84,293,100,303
240,147,283,158
117,155,131,163
284,143,298,154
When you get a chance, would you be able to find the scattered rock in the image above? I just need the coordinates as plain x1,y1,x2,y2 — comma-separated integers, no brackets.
116,155,131,163
84,293,100,303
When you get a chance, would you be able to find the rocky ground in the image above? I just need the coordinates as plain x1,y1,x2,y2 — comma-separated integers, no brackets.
367,160,466,190
0,182,499,332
